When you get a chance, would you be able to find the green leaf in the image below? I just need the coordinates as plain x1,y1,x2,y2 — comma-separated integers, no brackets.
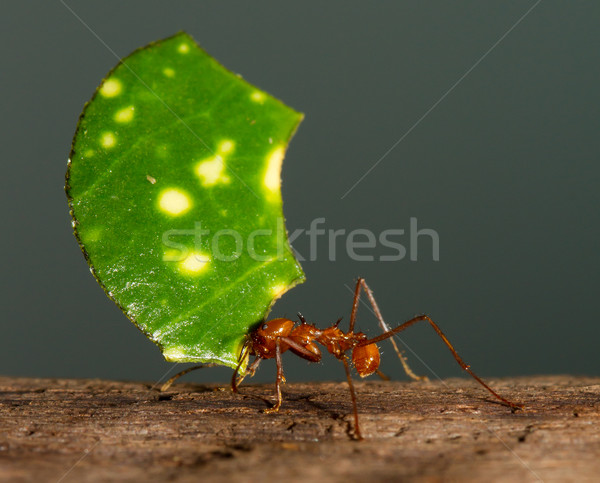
66,32,304,369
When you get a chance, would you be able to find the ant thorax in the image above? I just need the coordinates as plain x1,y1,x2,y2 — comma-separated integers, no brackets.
317,326,363,359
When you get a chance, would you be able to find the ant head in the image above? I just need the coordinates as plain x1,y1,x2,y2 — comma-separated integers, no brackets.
256,318,295,338
250,318,295,358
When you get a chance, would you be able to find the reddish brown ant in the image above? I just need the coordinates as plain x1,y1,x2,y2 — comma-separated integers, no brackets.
161,278,522,439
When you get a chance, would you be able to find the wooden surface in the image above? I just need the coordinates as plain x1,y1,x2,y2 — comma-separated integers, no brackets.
1,375,599,482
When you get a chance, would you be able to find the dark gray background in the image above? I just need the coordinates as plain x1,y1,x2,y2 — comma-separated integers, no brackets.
2,1,599,386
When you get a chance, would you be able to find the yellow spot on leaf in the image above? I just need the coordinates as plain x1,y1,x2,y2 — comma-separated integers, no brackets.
84,149,95,158
100,79,122,97
264,147,284,193
218,139,235,154
179,251,211,274
196,156,230,186
83,227,103,243
163,347,187,361
101,132,116,148
270,284,288,299
163,67,175,78
251,91,265,103
178,43,190,54
158,188,191,216
115,106,134,123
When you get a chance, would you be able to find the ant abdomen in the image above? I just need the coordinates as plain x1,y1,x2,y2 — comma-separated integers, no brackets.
352,343,380,377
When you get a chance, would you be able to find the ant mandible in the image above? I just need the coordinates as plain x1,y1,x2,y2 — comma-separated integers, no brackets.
161,278,522,439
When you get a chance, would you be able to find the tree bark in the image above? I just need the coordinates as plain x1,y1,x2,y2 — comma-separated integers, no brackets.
1,375,599,482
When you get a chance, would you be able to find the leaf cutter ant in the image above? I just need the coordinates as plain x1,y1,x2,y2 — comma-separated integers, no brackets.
161,278,522,439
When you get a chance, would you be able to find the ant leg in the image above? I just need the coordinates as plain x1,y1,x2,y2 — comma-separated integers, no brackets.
264,338,285,413
159,364,217,392
348,278,362,332
360,278,428,381
353,278,427,382
358,315,523,409
342,356,363,440
232,356,262,393
231,343,259,393
375,369,390,381
231,354,277,409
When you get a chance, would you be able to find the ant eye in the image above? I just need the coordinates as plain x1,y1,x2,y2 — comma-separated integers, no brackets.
262,324,268,330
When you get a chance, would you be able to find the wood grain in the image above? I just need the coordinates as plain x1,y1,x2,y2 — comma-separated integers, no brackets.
1,376,599,482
